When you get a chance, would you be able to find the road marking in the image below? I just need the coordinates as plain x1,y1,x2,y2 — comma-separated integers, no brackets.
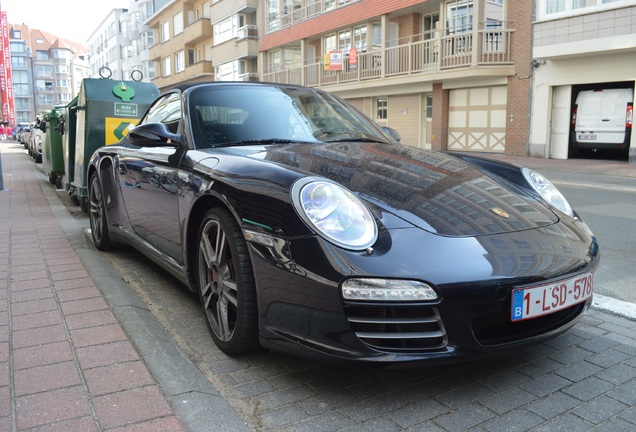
592,294,636,321
551,180,636,193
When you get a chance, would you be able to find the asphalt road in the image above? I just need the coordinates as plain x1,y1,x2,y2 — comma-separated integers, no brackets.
540,170,636,304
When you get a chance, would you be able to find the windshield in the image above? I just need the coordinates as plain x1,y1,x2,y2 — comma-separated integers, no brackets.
188,84,396,148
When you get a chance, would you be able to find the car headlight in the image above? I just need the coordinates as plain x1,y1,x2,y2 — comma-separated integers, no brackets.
292,177,377,250
522,168,573,218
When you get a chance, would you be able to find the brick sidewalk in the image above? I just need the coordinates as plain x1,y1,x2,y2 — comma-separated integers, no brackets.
0,142,185,431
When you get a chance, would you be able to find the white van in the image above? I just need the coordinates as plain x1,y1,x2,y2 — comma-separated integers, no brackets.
570,88,633,153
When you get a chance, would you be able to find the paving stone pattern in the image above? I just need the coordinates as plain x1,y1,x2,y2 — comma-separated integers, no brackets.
104,221,636,432
0,143,184,431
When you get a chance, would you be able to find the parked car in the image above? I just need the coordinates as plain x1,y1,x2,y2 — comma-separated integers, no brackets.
87,82,599,366
570,88,633,155
16,122,32,149
29,118,44,163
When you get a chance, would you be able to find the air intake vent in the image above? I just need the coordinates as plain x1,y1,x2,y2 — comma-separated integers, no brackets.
344,304,446,351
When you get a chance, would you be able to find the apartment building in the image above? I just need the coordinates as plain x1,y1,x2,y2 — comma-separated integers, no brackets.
119,1,159,82
88,8,131,80
261,0,532,155
146,0,259,92
8,25,89,121
529,0,636,159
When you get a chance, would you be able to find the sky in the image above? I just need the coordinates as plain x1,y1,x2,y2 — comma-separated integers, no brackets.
1,0,130,43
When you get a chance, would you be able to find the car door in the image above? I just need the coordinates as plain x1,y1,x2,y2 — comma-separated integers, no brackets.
118,91,185,262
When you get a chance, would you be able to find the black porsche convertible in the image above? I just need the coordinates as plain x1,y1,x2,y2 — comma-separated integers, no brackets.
88,82,599,366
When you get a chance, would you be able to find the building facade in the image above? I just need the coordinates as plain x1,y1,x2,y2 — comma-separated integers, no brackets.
529,0,636,159
88,8,131,80
8,25,89,122
260,0,533,155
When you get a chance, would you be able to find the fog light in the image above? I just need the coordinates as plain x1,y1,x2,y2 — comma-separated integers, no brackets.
342,278,438,302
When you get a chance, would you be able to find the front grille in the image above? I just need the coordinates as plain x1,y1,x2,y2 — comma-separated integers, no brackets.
473,302,587,346
343,304,446,351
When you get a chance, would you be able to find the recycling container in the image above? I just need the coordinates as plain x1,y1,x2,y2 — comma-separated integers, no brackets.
41,107,65,189
60,97,78,197
69,78,159,211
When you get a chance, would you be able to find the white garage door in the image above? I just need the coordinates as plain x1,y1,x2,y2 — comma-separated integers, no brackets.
448,86,507,153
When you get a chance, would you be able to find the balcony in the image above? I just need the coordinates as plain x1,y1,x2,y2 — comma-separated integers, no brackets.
211,37,259,65
212,0,258,19
181,18,213,45
263,27,514,88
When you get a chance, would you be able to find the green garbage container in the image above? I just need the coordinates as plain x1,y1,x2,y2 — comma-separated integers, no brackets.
60,97,78,196
41,107,65,189
69,78,159,211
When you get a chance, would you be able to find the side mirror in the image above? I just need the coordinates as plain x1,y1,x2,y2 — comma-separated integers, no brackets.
382,126,401,142
127,122,181,147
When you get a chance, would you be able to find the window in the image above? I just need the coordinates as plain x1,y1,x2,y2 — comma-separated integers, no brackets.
162,57,171,76
13,70,28,83
161,21,170,43
353,26,367,52
12,29,21,38
38,94,55,105
324,33,336,53
175,50,185,73
376,98,388,120
541,0,624,17
56,79,70,88
140,1,153,21
267,50,280,71
36,50,49,60
188,49,196,65
426,95,433,119
15,97,30,109
144,93,181,133
142,30,155,50
35,65,53,76
213,16,234,45
423,13,440,39
52,49,72,59
446,0,473,34
146,61,157,79
56,65,69,74
10,42,26,53
174,11,184,35
268,0,280,31
213,14,247,45
11,57,27,68
338,30,351,51
14,84,30,97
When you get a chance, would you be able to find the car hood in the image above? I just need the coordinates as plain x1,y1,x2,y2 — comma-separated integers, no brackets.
239,141,559,237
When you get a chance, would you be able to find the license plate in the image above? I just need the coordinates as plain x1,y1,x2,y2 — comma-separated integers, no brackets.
577,133,597,141
511,272,594,322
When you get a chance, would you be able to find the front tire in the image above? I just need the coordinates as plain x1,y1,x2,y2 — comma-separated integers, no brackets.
197,208,258,355
88,173,113,251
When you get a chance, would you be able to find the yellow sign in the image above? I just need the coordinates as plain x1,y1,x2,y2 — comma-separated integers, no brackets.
105,117,139,145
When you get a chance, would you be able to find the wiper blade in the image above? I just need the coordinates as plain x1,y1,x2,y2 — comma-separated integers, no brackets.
323,138,388,144
213,139,298,148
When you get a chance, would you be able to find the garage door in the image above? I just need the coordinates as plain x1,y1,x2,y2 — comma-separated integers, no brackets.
448,86,507,153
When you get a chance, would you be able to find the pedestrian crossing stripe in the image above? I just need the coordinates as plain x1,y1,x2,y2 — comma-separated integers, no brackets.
105,117,140,145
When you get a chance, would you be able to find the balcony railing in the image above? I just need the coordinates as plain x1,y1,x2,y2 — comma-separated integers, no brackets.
271,0,358,33
263,27,513,87
237,25,258,41
237,73,259,82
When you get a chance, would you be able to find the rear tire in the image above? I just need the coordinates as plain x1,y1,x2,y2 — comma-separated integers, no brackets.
197,208,258,355
88,173,113,251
